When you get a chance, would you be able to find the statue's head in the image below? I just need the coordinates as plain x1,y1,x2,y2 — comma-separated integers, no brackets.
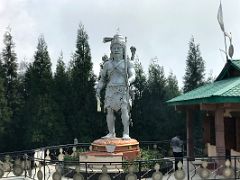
110,34,126,60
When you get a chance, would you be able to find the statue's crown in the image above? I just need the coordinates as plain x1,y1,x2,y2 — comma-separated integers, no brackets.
103,34,126,48
111,34,125,47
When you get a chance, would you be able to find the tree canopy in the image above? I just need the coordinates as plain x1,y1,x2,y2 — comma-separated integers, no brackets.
0,27,198,152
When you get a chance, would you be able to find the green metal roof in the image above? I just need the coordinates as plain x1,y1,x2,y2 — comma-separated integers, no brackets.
167,77,240,105
216,59,240,81
167,59,240,106
231,59,240,69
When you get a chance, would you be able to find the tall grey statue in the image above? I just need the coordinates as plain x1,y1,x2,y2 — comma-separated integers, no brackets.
96,33,136,140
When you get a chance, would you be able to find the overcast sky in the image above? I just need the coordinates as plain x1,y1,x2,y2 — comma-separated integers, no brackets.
0,0,239,87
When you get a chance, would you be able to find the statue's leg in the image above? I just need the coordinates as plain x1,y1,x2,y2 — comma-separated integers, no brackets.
121,106,131,140
107,108,115,135
102,108,116,138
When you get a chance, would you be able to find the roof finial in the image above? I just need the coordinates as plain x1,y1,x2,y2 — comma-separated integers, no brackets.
217,2,235,60
217,1,228,61
227,32,234,59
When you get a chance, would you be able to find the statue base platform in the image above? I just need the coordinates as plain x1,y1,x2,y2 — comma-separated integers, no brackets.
79,138,140,172
91,138,140,160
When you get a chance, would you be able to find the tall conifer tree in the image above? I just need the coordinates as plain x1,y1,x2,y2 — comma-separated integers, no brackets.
131,58,147,138
183,37,206,147
2,30,18,106
54,52,69,110
165,72,185,140
133,58,146,99
183,37,205,93
138,60,167,140
24,36,65,147
1,30,24,151
166,72,180,100
69,24,97,141
147,61,167,101
53,52,69,143
0,76,11,151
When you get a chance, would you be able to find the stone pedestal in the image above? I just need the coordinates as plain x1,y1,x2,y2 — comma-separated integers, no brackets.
91,138,140,160
79,138,140,172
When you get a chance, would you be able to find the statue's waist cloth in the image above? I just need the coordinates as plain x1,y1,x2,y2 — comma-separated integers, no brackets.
104,84,130,111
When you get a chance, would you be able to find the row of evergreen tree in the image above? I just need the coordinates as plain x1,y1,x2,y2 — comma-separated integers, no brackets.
0,24,208,152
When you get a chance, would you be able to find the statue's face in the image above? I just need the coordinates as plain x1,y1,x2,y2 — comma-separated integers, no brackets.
111,43,124,59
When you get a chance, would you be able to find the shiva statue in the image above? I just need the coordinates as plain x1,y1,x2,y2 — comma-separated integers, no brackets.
96,33,136,140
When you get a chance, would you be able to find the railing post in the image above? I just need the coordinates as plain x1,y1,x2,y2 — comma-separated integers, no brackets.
138,161,141,180
24,163,27,178
187,157,190,180
234,156,237,179
85,162,87,180
24,154,27,178
43,148,46,180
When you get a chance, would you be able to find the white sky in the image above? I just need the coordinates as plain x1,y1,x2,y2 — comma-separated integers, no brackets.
0,0,239,88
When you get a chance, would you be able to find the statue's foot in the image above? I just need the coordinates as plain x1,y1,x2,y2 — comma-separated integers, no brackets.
101,133,116,139
122,134,131,140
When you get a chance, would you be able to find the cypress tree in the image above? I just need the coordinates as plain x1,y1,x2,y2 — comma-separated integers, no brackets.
0,76,11,151
183,37,205,93
140,60,167,140
166,71,180,100
53,52,69,143
54,52,69,110
133,58,147,99
68,24,97,141
1,30,24,151
165,72,185,140
131,58,147,139
147,61,167,101
2,30,18,105
183,37,206,148
23,36,65,148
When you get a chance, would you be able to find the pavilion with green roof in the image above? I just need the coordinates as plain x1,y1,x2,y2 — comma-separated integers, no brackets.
168,59,240,163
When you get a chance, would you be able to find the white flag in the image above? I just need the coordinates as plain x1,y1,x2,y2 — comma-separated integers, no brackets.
217,2,225,32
